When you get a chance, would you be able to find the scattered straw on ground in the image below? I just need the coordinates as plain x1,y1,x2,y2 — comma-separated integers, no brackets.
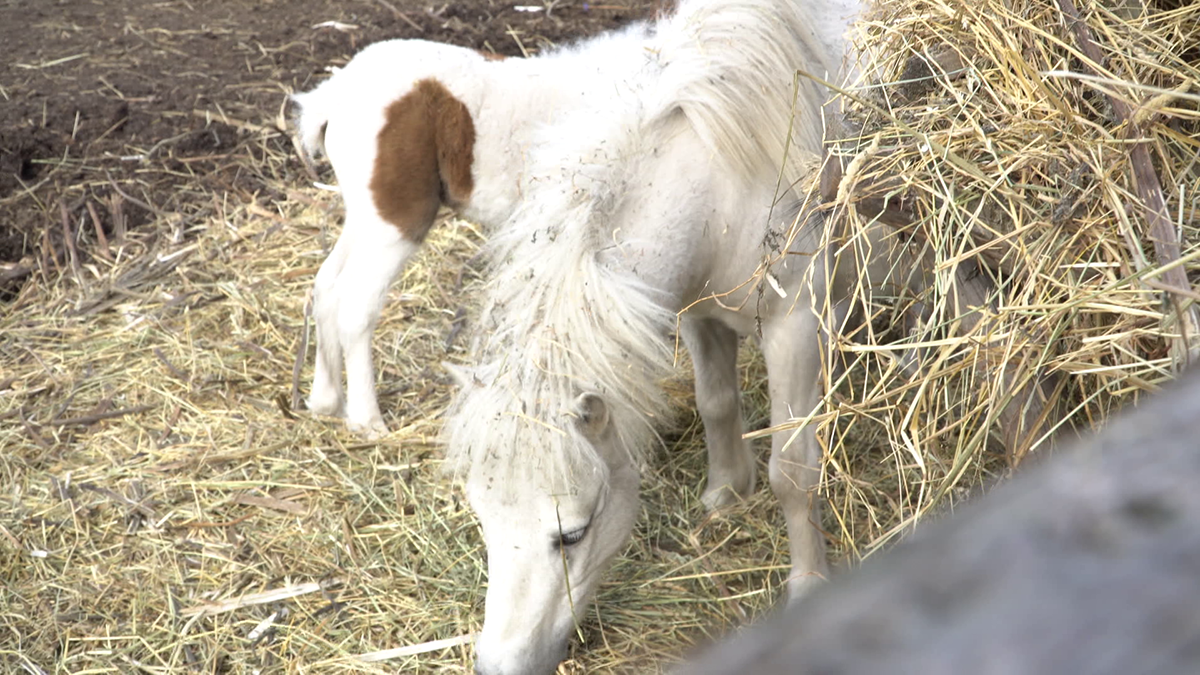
0,171,789,672
3,0,1198,672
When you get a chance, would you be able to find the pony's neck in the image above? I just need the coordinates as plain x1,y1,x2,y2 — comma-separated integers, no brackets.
454,57,579,227
457,24,655,226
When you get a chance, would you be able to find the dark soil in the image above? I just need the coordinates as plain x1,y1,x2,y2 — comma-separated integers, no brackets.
0,0,658,296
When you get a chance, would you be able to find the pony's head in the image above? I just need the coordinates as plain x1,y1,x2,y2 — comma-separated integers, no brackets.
444,365,643,675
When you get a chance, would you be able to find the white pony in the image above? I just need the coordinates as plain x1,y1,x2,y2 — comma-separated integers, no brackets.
293,21,663,436
294,0,863,673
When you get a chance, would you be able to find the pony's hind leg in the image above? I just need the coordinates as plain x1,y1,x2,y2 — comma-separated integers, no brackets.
682,316,757,510
334,211,420,438
761,307,829,599
308,235,351,417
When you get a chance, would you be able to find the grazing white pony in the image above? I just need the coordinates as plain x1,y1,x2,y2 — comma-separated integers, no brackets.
295,0,863,673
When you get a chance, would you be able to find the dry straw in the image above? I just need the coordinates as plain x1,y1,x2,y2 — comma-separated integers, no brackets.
801,0,1200,559
2,0,1197,672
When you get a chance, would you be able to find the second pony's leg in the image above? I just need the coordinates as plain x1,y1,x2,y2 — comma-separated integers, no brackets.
330,206,420,438
761,305,829,599
308,234,351,417
681,315,757,510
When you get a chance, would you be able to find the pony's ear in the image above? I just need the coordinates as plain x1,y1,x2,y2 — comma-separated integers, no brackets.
573,393,610,441
442,361,476,388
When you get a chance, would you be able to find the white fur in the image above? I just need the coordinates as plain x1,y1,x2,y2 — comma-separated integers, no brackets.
295,1,864,673
294,28,670,434
437,2,862,674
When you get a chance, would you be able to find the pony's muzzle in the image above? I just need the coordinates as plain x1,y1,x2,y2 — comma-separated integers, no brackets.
473,636,568,675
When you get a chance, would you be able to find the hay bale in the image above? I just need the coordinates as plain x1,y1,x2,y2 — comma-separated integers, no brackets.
802,0,1200,560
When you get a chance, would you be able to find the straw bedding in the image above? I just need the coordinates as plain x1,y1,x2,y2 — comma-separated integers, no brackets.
2,0,1197,671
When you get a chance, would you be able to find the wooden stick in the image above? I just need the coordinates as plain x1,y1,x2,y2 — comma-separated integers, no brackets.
59,200,83,287
108,192,126,243
292,295,310,411
0,263,35,284
154,348,190,382
52,404,154,427
357,633,477,662
1056,0,1200,366
86,200,111,259
369,0,424,32
180,578,342,617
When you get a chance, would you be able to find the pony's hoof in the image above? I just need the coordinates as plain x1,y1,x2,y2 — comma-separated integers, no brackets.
785,571,827,605
306,390,344,418
700,467,757,511
348,416,389,439
701,484,744,511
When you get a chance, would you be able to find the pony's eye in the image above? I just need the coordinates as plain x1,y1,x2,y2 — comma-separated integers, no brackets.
557,526,588,548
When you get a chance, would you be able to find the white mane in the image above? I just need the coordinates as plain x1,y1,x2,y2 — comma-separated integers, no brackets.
443,0,832,484
442,104,675,484
649,0,842,181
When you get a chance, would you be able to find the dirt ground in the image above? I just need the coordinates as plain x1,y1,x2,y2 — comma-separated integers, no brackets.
0,0,656,288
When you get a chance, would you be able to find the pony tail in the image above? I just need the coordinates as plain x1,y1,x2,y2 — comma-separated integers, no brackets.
291,80,337,161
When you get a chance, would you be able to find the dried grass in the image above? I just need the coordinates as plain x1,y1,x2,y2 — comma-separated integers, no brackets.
0,152,787,672
804,0,1200,560
2,0,1198,672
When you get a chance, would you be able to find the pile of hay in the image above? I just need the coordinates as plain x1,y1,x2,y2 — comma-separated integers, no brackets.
805,0,1200,559
1,0,1196,672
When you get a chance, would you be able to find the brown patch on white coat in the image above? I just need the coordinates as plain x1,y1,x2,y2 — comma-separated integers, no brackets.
370,78,477,243
300,69,485,438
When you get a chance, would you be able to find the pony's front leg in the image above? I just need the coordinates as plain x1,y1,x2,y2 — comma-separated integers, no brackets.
761,307,829,600
334,215,420,438
682,316,757,510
